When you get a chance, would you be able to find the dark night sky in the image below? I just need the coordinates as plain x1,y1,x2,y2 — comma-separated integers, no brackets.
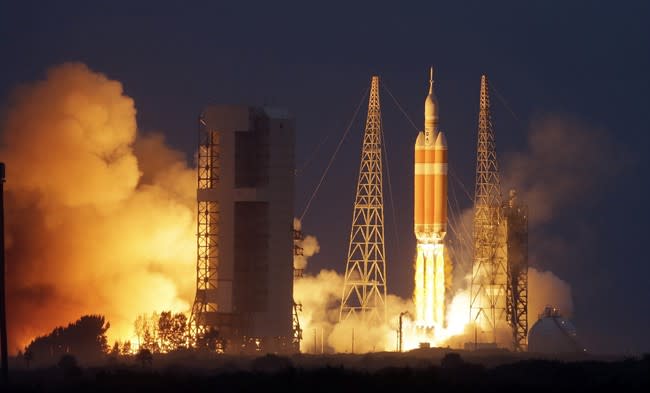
1,1,648,354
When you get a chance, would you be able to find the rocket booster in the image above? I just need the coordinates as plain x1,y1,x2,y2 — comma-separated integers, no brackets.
415,68,447,243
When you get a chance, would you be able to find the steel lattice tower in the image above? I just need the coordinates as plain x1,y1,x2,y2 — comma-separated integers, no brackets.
504,191,529,351
188,114,220,346
469,75,507,344
340,76,387,324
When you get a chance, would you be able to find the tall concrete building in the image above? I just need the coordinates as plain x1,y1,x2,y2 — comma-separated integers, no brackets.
189,105,295,352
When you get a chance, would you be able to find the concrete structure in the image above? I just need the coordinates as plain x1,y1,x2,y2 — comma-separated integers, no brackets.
189,105,295,351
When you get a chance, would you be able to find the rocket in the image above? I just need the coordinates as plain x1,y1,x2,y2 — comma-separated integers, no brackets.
414,67,448,330
414,67,447,243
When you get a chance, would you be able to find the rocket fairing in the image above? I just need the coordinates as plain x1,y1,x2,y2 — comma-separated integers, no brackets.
414,68,448,243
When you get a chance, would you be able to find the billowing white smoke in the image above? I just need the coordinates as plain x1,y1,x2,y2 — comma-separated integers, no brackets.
292,220,412,353
294,269,412,353
0,63,196,352
528,268,573,318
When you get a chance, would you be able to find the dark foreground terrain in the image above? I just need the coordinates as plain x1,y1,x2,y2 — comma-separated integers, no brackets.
2,350,648,392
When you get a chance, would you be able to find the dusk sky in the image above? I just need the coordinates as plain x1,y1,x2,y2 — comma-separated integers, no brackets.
1,1,648,354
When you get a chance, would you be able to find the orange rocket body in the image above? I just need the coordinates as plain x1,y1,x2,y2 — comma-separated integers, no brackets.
414,132,425,235
433,132,447,238
414,68,447,244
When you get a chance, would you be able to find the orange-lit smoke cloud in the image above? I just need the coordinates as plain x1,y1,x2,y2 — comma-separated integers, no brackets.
502,115,625,226
501,115,626,320
0,63,196,353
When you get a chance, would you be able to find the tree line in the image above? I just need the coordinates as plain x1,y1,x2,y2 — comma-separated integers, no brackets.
131,311,187,353
21,315,109,365
20,311,189,367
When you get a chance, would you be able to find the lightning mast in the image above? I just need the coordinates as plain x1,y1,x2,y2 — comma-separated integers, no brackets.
340,76,388,324
469,75,508,344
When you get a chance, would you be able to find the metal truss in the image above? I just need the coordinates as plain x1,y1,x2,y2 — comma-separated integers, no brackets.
469,75,508,343
188,114,221,346
340,76,388,324
504,200,529,351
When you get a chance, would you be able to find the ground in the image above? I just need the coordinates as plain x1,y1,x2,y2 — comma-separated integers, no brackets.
3,349,648,392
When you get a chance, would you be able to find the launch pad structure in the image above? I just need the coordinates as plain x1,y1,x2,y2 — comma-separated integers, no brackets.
469,76,528,351
503,190,529,351
339,76,388,325
186,71,529,354
469,75,508,343
188,115,220,348
188,106,296,354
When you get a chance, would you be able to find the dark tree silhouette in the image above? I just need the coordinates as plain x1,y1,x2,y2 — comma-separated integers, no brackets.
158,311,173,352
25,315,110,365
135,348,153,368
58,354,82,378
121,341,132,356
170,313,187,350
157,311,187,351
22,348,33,368
110,341,120,357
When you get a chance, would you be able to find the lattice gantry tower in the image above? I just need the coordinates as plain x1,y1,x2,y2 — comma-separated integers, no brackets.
188,115,220,345
469,75,508,343
340,76,388,324
503,190,529,352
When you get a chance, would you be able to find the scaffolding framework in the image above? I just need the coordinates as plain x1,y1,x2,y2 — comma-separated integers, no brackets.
340,76,388,324
188,115,222,346
469,75,508,343
292,225,304,351
504,195,529,352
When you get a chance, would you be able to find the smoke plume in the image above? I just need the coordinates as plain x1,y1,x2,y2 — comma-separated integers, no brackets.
501,115,626,319
528,267,573,319
0,63,196,352
294,269,412,353
501,115,624,226
292,218,320,270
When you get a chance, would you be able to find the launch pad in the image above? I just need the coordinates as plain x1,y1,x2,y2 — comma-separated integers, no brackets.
187,69,529,354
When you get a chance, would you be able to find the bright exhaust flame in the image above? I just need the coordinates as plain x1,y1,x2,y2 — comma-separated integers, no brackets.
414,243,445,329
415,244,445,329
408,242,464,349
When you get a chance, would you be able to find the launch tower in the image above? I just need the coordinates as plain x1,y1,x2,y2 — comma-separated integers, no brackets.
504,190,529,351
339,76,388,324
469,75,508,344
